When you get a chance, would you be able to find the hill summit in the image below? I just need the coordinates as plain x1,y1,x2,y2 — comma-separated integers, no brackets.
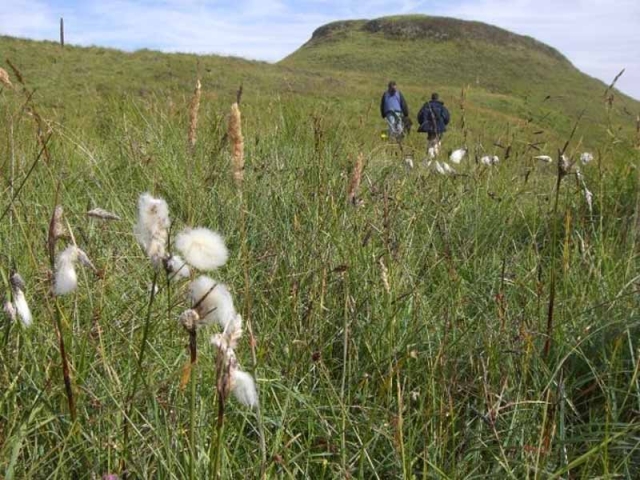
307,16,567,63
281,15,638,135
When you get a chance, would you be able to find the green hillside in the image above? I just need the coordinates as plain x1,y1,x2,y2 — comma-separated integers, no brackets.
282,15,639,139
1,16,640,479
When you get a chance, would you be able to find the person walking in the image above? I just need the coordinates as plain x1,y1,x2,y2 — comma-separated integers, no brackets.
417,93,450,150
380,81,409,140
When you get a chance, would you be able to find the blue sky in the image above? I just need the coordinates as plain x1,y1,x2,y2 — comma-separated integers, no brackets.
1,0,639,99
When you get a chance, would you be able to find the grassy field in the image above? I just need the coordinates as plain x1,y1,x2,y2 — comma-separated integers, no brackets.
1,15,640,479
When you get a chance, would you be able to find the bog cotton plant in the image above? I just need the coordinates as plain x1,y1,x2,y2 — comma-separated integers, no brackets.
481,155,499,166
54,245,95,295
5,272,32,327
580,152,594,164
175,227,228,271
133,191,257,408
449,148,467,164
134,193,171,268
174,233,257,407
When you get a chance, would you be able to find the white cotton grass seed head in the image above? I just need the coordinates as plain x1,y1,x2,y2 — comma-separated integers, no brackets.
208,284,237,331
189,276,237,329
54,246,79,295
584,188,594,213
3,298,16,323
442,162,455,175
134,193,170,266
535,155,553,163
175,227,228,271
449,148,466,164
165,255,191,280
13,289,32,327
230,369,258,408
580,152,594,164
189,275,217,319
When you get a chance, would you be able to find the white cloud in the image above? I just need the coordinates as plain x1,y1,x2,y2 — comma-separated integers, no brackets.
0,0,637,99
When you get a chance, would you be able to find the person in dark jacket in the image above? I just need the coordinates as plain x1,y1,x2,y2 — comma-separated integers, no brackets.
380,81,409,139
417,93,450,147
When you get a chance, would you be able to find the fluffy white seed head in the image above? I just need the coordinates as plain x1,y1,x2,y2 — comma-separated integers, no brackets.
404,157,414,169
435,161,445,175
580,152,594,164
13,290,32,327
189,276,237,329
442,162,455,174
175,227,228,271
165,254,191,280
584,188,594,213
3,299,16,323
535,155,553,163
230,369,258,407
190,275,216,317
449,148,466,164
53,246,94,295
134,193,170,267
55,246,79,296
427,147,436,159
481,155,499,166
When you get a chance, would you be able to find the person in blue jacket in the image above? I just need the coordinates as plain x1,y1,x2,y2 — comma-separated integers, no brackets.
417,93,450,147
380,81,409,140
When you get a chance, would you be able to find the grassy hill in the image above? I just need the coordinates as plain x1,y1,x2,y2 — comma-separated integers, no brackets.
1,16,640,479
282,15,639,139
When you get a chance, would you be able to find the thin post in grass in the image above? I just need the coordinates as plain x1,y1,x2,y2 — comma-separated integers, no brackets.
59,18,64,48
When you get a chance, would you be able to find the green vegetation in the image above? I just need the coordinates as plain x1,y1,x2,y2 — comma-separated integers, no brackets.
1,14,640,478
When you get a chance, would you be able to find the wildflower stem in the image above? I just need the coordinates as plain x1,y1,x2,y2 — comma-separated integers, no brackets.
122,270,159,469
210,348,228,479
189,329,197,480
340,272,349,476
54,299,76,422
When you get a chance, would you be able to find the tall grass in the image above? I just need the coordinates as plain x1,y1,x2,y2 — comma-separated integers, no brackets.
0,50,639,480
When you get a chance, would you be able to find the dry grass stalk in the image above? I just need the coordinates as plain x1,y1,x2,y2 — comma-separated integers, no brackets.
48,205,66,264
379,257,391,294
188,79,201,151
347,152,365,205
87,207,120,221
0,67,12,88
228,102,244,185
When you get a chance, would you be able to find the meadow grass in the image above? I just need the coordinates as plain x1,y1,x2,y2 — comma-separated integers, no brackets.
1,32,640,479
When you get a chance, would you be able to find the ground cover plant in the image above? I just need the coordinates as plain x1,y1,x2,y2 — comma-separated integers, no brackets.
1,15,640,478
